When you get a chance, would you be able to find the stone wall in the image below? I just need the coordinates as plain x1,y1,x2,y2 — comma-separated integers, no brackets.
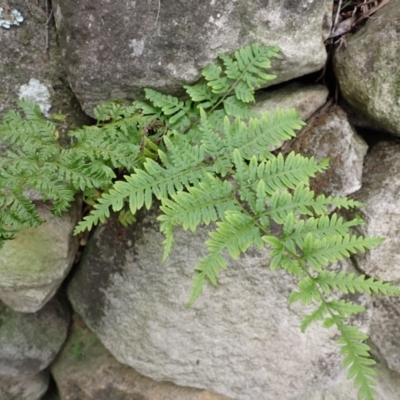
1,1,400,399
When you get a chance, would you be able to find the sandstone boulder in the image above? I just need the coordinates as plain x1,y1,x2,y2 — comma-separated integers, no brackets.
53,0,332,116
68,210,368,400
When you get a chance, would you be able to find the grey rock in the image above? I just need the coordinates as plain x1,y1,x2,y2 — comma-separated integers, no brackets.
352,141,400,282
0,202,80,313
370,296,400,376
297,361,400,400
334,0,400,136
0,371,49,400
290,107,368,198
0,297,69,377
0,0,89,125
53,0,332,116
68,211,369,400
51,313,232,400
253,83,329,122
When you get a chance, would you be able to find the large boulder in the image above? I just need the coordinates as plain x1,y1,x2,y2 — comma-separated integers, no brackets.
334,0,400,135
68,210,369,400
0,202,80,312
52,0,332,116
51,313,231,400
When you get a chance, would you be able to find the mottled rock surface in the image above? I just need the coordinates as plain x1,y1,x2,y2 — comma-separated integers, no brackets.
253,83,328,122
0,371,49,400
297,362,400,400
51,313,232,400
68,210,370,400
53,0,331,116
0,297,69,377
370,296,400,377
334,0,400,136
290,106,368,197
0,202,80,312
352,141,400,282
0,0,88,123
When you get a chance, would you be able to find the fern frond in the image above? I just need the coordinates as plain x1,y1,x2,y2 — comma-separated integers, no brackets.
315,270,400,296
219,44,279,102
300,303,327,332
158,175,238,260
287,277,320,305
75,149,211,234
283,214,364,247
202,64,230,95
223,96,256,118
302,234,383,272
158,176,237,258
189,210,263,304
93,101,137,122
144,88,192,128
336,324,377,400
0,191,43,228
184,83,219,109
198,108,227,157
327,299,366,317
264,153,325,191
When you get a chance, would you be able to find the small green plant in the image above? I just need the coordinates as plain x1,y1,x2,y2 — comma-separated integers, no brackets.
0,44,399,400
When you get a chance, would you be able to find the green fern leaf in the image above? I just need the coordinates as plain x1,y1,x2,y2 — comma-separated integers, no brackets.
283,214,364,248
336,325,377,400
219,44,279,102
158,175,238,260
190,210,263,303
302,234,383,272
327,299,366,317
315,270,400,296
223,96,256,118
300,303,327,332
202,64,230,94
287,277,320,305
184,83,219,109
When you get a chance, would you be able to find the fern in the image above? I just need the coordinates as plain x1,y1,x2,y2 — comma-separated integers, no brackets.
0,100,150,247
1,44,398,399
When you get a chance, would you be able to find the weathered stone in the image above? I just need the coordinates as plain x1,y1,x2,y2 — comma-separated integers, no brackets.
297,361,400,400
68,211,369,400
0,202,80,312
53,0,332,116
369,296,400,375
0,0,89,125
334,0,400,136
0,297,69,377
51,313,231,400
253,83,329,121
0,371,49,400
290,106,368,197
351,141,400,282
